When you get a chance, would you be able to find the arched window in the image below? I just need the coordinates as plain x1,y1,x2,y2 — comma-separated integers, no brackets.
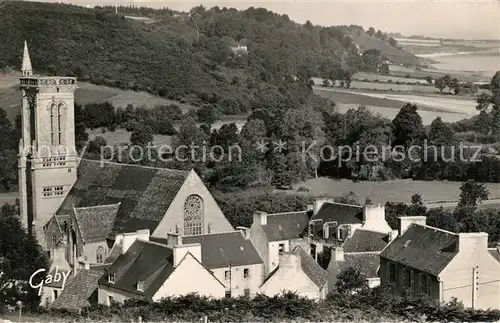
50,103,57,145
57,103,64,145
183,195,204,236
96,246,104,263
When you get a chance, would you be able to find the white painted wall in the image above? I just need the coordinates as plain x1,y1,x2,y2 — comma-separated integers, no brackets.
211,264,264,297
153,253,226,301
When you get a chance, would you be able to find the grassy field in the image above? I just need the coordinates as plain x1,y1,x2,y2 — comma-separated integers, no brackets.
87,129,173,147
389,65,485,82
290,177,500,204
0,73,198,121
354,71,427,84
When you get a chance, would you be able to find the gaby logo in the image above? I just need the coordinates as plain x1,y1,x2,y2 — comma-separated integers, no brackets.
29,266,71,296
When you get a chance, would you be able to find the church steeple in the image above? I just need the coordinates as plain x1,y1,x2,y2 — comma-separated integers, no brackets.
22,40,33,76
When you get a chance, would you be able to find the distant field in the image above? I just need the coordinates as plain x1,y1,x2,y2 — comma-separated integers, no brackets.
354,71,427,84
389,65,485,82
0,73,198,121
313,77,447,94
291,177,500,204
87,129,173,147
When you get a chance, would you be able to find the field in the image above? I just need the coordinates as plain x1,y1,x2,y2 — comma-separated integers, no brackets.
389,65,485,82
290,177,500,204
0,73,197,121
313,78,440,93
87,129,173,147
354,71,428,84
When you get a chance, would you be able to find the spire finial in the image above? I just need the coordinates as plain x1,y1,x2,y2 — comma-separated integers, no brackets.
22,40,33,76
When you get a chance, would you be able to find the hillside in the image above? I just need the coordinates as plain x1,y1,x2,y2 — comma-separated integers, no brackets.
0,1,421,114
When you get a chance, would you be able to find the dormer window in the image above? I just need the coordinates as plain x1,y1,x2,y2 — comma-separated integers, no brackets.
108,273,115,283
137,281,145,292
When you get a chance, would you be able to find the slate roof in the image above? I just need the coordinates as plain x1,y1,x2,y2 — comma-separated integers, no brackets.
380,224,459,276
54,214,71,233
311,202,364,225
335,253,380,278
261,212,309,241
182,231,263,269
57,159,189,234
263,246,328,289
50,268,104,311
488,248,500,263
293,246,328,288
99,240,176,298
44,268,72,288
73,204,120,243
342,229,390,253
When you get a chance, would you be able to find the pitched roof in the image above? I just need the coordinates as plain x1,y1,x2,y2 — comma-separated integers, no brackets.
342,229,390,253
182,231,263,269
380,224,459,276
293,246,328,288
334,253,380,279
99,240,175,298
73,204,120,243
50,268,104,311
57,159,189,234
311,202,364,225
488,248,500,263
44,268,73,288
261,212,309,241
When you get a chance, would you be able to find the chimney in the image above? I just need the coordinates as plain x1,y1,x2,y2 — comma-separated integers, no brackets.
388,230,398,242
331,247,344,262
166,233,182,247
237,227,251,239
84,261,90,270
313,198,334,216
122,229,150,254
173,243,202,267
398,216,426,236
253,211,267,226
362,204,390,233
279,252,301,271
458,232,488,252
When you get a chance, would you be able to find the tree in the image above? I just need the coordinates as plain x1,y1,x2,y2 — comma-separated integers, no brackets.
0,213,48,309
196,104,221,132
130,126,154,146
367,27,375,37
435,77,447,93
458,179,489,208
388,37,398,47
391,103,424,148
335,267,369,294
428,117,454,146
425,76,433,84
375,30,383,39
491,70,500,96
449,78,460,95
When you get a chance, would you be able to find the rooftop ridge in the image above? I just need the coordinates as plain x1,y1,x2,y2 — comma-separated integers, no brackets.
266,210,308,217
73,202,122,211
325,201,363,208
183,230,243,238
419,224,458,236
351,228,390,235
139,239,173,249
344,251,382,255
78,158,191,174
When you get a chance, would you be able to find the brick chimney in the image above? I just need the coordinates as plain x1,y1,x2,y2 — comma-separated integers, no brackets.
363,204,391,233
253,211,267,226
458,232,488,252
398,216,426,236
122,229,150,254
279,252,301,272
313,198,334,216
166,233,182,247
173,243,202,267
330,247,344,262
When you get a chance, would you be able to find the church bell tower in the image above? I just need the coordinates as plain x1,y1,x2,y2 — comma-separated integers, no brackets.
18,41,78,248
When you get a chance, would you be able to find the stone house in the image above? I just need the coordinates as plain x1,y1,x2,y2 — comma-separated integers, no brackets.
380,216,500,310
260,246,328,300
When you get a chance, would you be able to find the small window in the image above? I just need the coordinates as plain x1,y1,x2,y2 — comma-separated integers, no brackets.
244,288,250,297
405,269,412,288
68,168,72,173
410,270,415,291
53,290,58,299
243,268,250,279
278,243,284,253
137,281,145,292
225,291,231,298
108,273,115,283
421,274,431,295
224,270,230,280
108,294,114,305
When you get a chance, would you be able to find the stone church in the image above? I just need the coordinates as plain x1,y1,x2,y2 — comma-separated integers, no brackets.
18,42,234,267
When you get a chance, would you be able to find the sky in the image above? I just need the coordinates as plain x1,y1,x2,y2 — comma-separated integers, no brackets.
35,0,500,40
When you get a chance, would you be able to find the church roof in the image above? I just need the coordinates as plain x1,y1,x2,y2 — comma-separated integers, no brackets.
57,159,189,235
73,204,120,243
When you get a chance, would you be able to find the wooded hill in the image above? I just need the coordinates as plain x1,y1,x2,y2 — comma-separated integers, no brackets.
0,1,421,112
